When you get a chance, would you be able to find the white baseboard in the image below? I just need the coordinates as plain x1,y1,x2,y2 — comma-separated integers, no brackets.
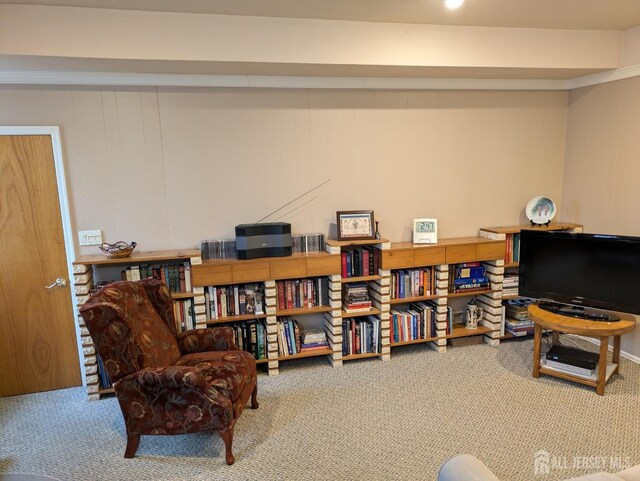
565,334,640,364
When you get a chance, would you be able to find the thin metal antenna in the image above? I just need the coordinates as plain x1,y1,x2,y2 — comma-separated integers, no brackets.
256,179,331,223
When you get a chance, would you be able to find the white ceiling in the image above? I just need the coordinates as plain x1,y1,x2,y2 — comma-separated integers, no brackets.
1,0,640,31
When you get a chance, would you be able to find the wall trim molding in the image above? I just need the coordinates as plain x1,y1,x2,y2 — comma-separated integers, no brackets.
566,63,640,89
0,64,639,90
566,334,640,365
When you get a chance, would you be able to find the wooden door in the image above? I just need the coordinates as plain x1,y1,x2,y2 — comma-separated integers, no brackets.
0,134,81,396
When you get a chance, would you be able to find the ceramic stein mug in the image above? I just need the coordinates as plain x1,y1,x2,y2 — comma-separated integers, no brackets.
465,300,483,329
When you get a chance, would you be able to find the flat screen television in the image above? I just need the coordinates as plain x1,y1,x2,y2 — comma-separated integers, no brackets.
519,230,640,320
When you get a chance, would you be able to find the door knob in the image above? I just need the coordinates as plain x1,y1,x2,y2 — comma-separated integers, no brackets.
45,277,67,289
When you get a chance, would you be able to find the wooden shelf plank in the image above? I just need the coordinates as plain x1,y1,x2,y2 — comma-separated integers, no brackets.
341,274,382,283
479,223,582,235
206,313,268,325
171,291,195,299
97,387,115,395
326,238,389,248
275,305,332,316
342,352,383,361
341,307,381,318
504,261,519,268
277,348,333,361
389,294,443,305
73,249,200,265
390,337,438,347
447,289,499,299
443,324,492,339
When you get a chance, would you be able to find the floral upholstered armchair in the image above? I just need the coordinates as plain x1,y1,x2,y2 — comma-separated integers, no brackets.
80,279,258,465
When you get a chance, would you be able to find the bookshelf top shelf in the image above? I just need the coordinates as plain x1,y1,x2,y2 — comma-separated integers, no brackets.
479,223,582,235
326,238,389,248
389,236,504,249
198,250,336,267
73,249,200,266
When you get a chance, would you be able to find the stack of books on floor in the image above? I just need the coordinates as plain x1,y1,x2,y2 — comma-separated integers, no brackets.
503,273,519,297
342,282,372,313
300,328,329,352
449,262,489,294
503,297,535,337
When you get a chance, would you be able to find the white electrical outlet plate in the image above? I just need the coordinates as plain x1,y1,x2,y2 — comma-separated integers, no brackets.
79,230,103,246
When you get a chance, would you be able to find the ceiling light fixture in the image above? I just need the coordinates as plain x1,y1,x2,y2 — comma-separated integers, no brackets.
444,0,464,9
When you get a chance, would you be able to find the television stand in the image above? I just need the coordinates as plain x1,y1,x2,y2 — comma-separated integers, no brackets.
537,300,620,322
528,304,636,395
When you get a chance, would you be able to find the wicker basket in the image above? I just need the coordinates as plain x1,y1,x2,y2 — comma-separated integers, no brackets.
99,241,137,259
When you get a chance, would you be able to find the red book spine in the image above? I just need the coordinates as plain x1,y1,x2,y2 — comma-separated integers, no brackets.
277,282,285,310
341,252,348,278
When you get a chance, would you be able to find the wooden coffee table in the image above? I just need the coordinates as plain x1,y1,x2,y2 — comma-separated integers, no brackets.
528,304,636,395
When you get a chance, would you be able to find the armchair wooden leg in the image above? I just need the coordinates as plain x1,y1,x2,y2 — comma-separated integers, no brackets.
251,383,259,409
124,434,140,458
219,426,235,465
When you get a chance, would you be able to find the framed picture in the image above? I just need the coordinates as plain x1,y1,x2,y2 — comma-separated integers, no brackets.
337,210,375,241
413,218,438,244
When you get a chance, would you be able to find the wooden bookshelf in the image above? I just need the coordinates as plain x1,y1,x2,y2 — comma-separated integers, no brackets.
381,237,506,352
191,250,341,375
73,248,205,401
326,238,390,364
479,223,583,344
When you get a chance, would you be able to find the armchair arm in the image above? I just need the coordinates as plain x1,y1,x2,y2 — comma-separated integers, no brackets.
176,327,238,354
438,455,501,481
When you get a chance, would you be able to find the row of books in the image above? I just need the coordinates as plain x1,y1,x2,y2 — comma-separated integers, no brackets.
389,301,437,343
448,262,489,294
342,316,381,356
390,267,435,300
277,317,329,356
219,319,268,360
505,233,521,264
173,298,196,332
276,278,329,310
341,247,381,278
121,262,192,293
342,282,372,313
205,284,265,319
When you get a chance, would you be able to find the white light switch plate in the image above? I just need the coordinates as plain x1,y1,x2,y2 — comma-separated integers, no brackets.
79,230,103,246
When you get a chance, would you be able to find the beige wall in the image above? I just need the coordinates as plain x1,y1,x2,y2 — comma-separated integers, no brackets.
562,76,640,357
0,85,568,255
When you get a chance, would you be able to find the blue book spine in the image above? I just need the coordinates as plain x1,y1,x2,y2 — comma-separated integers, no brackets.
454,276,489,286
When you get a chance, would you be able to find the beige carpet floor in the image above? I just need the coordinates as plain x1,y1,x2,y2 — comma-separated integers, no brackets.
1,336,638,481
